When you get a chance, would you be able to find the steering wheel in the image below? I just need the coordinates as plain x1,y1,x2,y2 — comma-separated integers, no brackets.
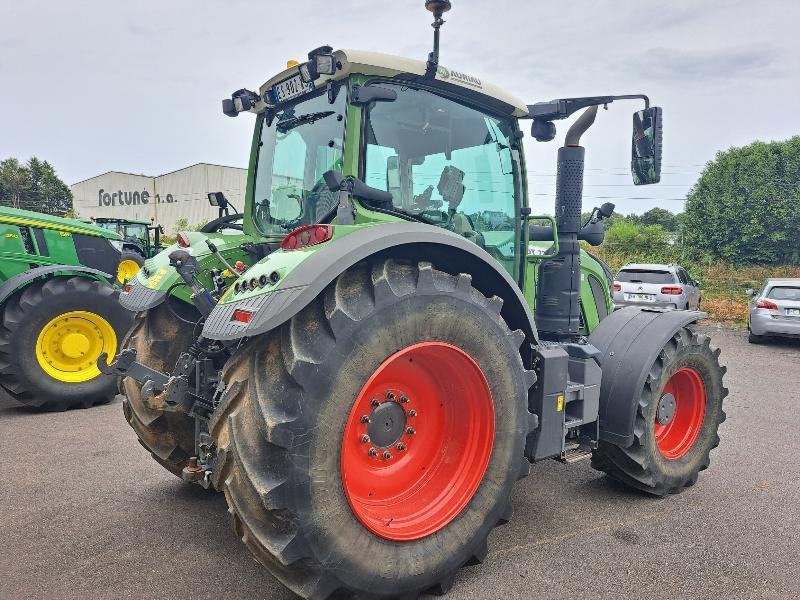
200,213,244,233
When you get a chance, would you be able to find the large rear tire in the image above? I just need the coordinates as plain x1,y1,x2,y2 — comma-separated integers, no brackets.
592,327,727,496
0,276,133,411
210,259,537,599
121,302,198,478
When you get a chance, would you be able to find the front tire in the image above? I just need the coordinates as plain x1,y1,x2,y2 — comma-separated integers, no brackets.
592,327,727,496
121,302,198,477
0,276,133,410
117,250,145,284
210,260,537,599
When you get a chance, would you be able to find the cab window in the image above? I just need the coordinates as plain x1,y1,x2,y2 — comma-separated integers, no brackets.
363,83,520,276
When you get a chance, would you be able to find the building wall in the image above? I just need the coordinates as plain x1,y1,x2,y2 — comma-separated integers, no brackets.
71,163,247,233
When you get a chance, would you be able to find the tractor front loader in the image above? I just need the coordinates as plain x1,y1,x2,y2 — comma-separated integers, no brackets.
0,206,133,410
104,3,726,598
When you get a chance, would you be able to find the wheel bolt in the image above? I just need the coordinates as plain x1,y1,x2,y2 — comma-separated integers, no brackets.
385,391,395,400
408,409,417,417
397,443,406,452
406,427,416,435
383,451,393,460
360,434,370,443
371,398,380,407
368,447,378,457
399,395,409,403
360,415,370,423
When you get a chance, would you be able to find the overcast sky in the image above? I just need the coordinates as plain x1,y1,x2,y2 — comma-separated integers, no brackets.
2,0,798,214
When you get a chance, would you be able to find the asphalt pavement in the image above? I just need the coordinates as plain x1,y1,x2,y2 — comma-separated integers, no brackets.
1,327,798,600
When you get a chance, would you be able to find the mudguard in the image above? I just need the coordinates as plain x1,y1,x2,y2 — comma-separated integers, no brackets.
0,265,112,305
587,306,706,446
203,222,538,344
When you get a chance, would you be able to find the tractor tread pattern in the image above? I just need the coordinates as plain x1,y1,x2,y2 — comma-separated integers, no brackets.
591,328,727,496
211,259,538,599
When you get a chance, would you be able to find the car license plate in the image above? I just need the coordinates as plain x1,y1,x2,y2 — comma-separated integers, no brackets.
271,74,314,103
786,308,800,316
626,293,655,302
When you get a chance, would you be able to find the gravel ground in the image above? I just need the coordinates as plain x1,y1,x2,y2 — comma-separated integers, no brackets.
1,327,798,600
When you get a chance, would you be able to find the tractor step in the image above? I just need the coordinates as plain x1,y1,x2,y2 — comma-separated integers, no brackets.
560,445,593,464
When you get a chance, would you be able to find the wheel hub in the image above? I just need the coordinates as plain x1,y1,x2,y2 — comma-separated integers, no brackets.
60,332,91,359
656,392,676,425
367,398,408,448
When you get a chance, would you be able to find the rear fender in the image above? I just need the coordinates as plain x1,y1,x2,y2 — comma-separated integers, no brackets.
0,265,112,305
202,222,538,349
587,306,706,446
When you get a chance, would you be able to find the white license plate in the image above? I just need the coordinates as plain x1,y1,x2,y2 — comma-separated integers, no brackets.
626,293,655,302
786,308,800,316
272,74,314,103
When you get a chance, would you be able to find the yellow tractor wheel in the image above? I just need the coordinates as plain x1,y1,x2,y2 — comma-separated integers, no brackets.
117,250,145,284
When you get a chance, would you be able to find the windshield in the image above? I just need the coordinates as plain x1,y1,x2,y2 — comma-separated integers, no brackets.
97,221,147,243
616,269,675,284
252,90,346,235
362,83,520,276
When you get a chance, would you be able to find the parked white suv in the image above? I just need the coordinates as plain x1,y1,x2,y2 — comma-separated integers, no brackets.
613,263,701,310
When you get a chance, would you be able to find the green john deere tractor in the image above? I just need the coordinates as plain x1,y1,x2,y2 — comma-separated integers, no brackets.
0,206,133,410
91,217,164,284
104,4,726,598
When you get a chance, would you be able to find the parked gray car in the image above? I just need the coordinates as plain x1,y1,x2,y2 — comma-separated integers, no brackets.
747,278,800,343
612,263,701,310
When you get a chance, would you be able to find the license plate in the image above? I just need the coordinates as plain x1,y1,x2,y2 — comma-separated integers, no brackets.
271,74,314,103
626,293,655,302
787,308,800,316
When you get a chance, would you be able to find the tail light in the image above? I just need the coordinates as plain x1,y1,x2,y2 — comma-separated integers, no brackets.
280,224,333,251
661,286,683,295
177,232,191,248
232,309,253,323
612,282,622,292
756,299,778,310
123,284,133,293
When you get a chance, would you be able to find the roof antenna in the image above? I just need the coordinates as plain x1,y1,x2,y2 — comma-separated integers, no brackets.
424,0,451,79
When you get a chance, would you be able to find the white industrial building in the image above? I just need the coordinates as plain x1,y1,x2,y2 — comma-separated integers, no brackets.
71,163,247,233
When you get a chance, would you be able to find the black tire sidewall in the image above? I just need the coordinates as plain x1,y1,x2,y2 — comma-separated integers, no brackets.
282,292,529,593
11,283,131,404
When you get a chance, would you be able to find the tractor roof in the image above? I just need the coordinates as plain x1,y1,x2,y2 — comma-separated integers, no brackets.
0,206,120,239
258,48,529,118
93,217,151,226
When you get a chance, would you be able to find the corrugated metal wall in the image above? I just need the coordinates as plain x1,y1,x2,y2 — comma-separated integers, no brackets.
71,163,247,233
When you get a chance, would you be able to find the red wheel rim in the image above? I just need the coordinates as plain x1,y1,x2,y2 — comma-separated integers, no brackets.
654,367,706,459
341,342,495,541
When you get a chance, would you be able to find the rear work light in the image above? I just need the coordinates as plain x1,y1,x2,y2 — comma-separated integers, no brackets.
612,282,622,292
756,299,778,310
232,309,253,324
177,232,191,248
280,224,333,251
660,286,683,295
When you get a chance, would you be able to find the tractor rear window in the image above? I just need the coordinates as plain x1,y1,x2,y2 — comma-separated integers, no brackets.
766,286,800,301
616,269,675,284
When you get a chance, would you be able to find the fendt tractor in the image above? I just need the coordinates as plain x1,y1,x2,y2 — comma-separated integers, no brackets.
103,3,727,598
90,217,165,283
0,206,133,410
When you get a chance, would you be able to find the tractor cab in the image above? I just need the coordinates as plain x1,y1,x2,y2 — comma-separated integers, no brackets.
92,217,164,283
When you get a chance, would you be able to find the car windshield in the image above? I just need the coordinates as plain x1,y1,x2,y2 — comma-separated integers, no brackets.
363,83,520,276
616,269,675,284
252,90,346,235
766,286,800,301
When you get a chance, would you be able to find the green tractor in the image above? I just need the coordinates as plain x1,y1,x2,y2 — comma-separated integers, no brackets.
90,217,164,284
0,206,133,410
104,4,726,598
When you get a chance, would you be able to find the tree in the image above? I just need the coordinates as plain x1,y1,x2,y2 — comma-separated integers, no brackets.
683,137,800,264
0,158,30,210
639,207,678,231
604,220,671,256
0,157,73,216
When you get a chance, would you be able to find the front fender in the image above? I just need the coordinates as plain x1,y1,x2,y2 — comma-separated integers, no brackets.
203,222,538,345
588,306,706,446
0,265,112,305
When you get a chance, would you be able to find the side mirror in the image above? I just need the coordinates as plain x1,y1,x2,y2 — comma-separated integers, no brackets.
631,106,662,185
745,288,755,297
